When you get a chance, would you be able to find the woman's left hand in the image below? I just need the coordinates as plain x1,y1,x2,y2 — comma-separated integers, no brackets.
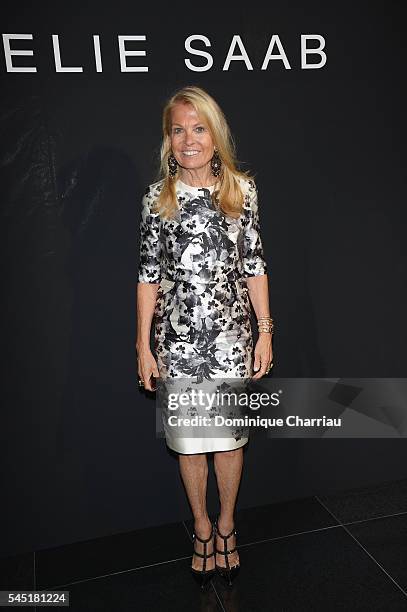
251,334,273,379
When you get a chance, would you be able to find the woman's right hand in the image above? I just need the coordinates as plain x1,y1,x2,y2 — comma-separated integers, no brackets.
136,346,160,392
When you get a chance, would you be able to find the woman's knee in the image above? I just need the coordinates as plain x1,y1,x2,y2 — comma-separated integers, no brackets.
214,447,242,460
179,452,208,466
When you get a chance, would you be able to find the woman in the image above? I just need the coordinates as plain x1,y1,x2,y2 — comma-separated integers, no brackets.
136,85,274,588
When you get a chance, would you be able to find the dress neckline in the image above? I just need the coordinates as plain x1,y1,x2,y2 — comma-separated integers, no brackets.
176,178,217,193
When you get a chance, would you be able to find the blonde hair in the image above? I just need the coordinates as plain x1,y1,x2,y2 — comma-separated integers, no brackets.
152,85,256,219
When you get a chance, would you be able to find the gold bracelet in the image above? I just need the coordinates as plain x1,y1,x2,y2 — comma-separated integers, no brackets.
258,326,274,333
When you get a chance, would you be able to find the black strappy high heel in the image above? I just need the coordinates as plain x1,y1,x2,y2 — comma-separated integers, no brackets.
214,517,240,586
191,523,216,589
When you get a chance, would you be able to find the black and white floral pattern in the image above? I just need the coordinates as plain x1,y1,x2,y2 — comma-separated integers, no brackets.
137,176,268,454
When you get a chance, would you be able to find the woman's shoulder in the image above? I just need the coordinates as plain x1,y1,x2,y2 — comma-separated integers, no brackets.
235,174,258,209
141,178,165,211
144,178,165,198
140,180,164,222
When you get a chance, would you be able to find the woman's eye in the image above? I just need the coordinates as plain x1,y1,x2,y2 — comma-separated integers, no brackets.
172,126,205,134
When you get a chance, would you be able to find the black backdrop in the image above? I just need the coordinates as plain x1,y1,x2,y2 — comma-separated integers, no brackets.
1,0,406,558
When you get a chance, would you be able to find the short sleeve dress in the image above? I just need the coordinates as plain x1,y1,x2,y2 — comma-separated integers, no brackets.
137,176,268,454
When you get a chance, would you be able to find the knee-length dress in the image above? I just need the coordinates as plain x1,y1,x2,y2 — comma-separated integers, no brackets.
137,175,268,454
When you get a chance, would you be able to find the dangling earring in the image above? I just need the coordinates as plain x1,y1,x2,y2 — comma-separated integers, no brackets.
167,153,178,179
210,149,222,177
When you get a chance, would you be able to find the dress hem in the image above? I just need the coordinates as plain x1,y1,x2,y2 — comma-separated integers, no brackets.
165,437,249,455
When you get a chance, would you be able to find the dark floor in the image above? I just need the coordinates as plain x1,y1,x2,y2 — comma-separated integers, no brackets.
1,478,407,611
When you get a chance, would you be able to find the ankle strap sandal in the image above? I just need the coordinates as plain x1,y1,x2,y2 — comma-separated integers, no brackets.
214,517,240,586
191,523,216,589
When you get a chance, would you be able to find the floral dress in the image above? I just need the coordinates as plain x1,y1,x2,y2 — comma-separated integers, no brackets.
137,176,268,454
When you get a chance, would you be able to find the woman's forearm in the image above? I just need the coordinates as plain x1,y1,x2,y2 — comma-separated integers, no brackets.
136,282,159,351
246,274,271,320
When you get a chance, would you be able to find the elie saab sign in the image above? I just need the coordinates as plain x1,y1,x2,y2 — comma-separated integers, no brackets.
2,33,327,73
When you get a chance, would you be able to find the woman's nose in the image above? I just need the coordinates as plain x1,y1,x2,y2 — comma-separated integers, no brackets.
183,130,196,145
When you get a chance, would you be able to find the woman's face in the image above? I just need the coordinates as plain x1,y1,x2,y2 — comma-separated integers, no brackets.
170,102,215,174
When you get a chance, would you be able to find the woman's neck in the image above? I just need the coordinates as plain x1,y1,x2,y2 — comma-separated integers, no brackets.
178,172,216,188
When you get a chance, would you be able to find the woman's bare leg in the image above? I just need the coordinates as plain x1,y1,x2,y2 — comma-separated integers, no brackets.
213,447,244,568
178,453,214,571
